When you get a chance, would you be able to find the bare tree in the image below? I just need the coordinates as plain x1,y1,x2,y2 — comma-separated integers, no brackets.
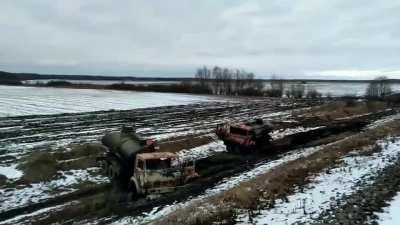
306,87,322,99
222,68,232,95
366,76,392,98
246,72,255,88
195,68,205,86
270,75,285,97
210,66,218,94
194,66,262,96
286,83,305,99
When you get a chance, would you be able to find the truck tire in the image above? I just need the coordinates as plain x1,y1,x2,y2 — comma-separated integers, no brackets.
108,165,116,179
226,144,232,152
128,181,138,201
233,145,241,154
103,163,109,175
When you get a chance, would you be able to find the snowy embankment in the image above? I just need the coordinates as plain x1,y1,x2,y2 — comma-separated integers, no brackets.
376,192,400,225
113,144,324,224
236,137,400,225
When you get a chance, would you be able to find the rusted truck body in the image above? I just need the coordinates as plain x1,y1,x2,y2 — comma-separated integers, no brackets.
131,152,197,195
216,118,272,152
100,127,197,196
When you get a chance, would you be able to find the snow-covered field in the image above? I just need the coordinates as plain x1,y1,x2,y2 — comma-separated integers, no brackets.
0,97,313,223
237,138,400,225
0,85,216,117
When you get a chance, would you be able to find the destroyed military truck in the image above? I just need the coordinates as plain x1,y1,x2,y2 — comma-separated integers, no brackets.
216,118,273,152
99,126,198,195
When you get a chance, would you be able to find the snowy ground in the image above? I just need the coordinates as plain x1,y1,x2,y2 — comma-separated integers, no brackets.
0,164,22,179
236,138,400,225
0,85,217,117
0,97,317,224
0,168,108,213
376,192,400,225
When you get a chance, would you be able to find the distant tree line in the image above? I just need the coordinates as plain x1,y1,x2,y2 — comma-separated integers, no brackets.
194,67,324,98
0,71,23,85
195,66,263,95
3,69,398,101
109,82,211,94
0,70,191,82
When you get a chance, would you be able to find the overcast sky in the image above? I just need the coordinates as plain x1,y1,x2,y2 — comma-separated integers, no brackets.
1,0,400,79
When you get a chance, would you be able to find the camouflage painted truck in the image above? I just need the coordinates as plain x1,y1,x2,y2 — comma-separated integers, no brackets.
216,118,273,153
100,127,198,196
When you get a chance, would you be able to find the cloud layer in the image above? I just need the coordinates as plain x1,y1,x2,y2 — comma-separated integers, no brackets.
1,0,399,79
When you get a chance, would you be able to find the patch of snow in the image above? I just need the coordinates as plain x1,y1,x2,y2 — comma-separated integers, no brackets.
0,164,23,179
0,168,107,212
177,140,226,162
270,126,324,140
367,113,400,130
237,138,400,225
150,128,213,141
376,192,400,225
259,110,292,120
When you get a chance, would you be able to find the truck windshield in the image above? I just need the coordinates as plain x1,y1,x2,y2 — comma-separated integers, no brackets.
230,127,248,136
146,158,172,170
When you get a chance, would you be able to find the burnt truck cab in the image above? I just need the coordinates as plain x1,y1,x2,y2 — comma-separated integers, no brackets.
100,127,198,198
130,152,198,195
216,118,272,152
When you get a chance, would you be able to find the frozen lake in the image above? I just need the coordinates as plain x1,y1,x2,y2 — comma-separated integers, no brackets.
0,85,215,117
263,81,400,97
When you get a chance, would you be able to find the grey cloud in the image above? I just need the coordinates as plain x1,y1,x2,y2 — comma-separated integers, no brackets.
0,0,399,79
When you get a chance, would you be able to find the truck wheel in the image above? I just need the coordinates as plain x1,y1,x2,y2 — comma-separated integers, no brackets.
103,163,109,175
234,145,241,154
108,166,115,179
128,181,138,201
